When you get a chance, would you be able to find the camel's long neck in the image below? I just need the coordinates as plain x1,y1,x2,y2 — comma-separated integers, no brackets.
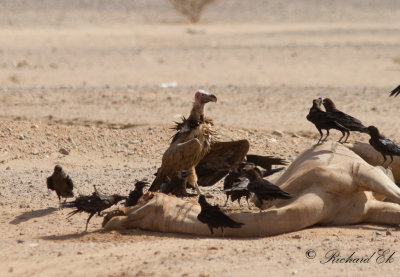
188,101,204,122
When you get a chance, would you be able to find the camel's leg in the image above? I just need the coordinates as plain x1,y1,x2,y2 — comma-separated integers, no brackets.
352,163,400,204
105,192,326,237
364,200,400,225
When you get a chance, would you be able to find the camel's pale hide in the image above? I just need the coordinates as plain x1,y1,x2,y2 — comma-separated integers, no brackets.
348,142,400,184
104,141,400,237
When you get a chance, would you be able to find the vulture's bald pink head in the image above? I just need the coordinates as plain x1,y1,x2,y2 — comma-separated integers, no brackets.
194,90,217,104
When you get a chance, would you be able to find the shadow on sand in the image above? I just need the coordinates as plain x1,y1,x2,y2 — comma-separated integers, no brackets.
9,207,58,225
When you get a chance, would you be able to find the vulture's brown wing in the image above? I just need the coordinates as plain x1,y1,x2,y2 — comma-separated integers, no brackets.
196,140,249,187
149,138,202,191
246,154,288,171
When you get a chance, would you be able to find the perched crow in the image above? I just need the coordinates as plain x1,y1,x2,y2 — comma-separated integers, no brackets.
367,125,400,167
223,160,285,206
62,186,127,231
159,169,193,195
238,164,292,211
46,165,74,207
197,195,244,235
321,98,367,143
389,85,400,97
306,98,349,144
223,166,245,206
125,181,149,207
223,176,251,207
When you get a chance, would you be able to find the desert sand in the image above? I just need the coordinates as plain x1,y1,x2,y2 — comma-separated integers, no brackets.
1,1,400,276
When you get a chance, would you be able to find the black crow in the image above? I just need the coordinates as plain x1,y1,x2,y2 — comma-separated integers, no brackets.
46,165,74,207
367,125,400,167
321,97,367,143
238,164,292,211
125,181,149,207
389,85,400,97
306,98,349,144
223,176,251,207
223,161,285,206
159,169,193,196
62,186,127,231
197,195,244,235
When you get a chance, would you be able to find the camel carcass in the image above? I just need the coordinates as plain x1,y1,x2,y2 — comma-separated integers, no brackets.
103,141,400,237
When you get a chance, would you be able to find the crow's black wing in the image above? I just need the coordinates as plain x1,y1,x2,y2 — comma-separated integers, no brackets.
389,85,400,97
333,111,367,132
380,136,400,155
248,179,292,200
223,177,249,192
246,154,288,171
47,176,54,190
65,175,74,191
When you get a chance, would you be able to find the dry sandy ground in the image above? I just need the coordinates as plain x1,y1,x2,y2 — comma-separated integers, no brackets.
1,1,400,276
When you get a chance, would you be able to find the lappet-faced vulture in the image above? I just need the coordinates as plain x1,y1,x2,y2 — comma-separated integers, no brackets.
149,90,218,195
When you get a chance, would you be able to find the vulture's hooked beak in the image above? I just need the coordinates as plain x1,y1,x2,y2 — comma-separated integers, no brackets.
208,94,217,103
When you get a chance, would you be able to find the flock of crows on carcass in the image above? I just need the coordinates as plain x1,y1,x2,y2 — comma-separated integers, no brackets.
46,84,400,235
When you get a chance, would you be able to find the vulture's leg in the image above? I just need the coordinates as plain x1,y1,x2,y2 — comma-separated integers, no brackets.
208,225,214,235
364,200,400,225
193,181,202,195
85,213,96,232
58,196,62,210
237,197,242,207
246,196,250,209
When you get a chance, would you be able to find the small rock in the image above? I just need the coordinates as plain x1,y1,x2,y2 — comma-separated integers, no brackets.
31,125,39,129
17,239,24,243
6,166,11,170
386,230,392,236
32,150,39,155
272,130,283,137
291,234,301,239
376,231,382,236
59,148,70,155
77,251,83,255
292,269,298,275
19,135,24,140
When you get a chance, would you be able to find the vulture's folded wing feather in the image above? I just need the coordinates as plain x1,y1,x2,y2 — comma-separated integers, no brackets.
149,138,202,191
196,140,249,187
